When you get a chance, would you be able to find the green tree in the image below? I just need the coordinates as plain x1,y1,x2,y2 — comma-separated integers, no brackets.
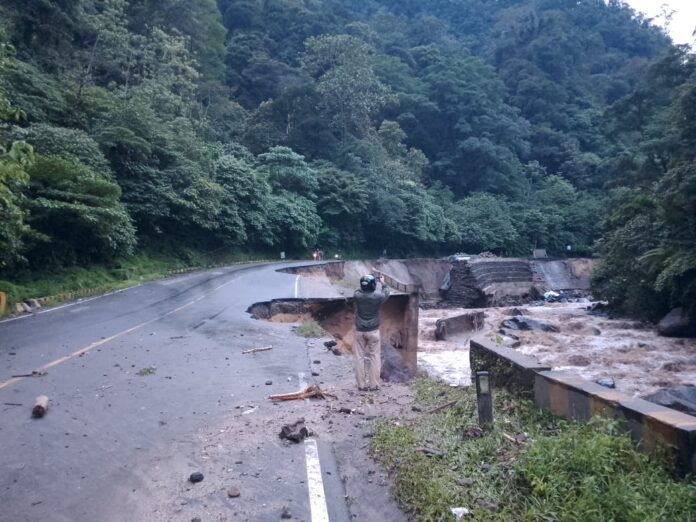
23,156,136,267
257,146,318,200
303,35,394,143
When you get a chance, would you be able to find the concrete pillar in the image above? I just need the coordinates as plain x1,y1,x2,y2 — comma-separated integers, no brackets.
402,292,419,374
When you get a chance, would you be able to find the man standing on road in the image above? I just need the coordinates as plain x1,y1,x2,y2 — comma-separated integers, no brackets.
353,274,390,391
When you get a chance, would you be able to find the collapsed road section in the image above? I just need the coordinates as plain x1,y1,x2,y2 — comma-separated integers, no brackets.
260,258,696,469
247,293,417,383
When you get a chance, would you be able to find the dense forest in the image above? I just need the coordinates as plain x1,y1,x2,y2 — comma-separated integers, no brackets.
0,0,694,321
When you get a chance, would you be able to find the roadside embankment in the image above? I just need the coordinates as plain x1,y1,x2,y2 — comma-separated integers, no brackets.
370,378,696,521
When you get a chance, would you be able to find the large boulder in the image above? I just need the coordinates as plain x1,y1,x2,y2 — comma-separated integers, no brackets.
502,315,559,333
657,308,696,338
642,387,696,417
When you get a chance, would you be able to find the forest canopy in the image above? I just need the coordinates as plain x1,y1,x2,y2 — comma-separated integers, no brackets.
0,0,694,320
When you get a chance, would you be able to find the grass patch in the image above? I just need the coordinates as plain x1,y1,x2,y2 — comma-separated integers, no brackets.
0,249,273,314
295,319,325,338
371,378,696,521
136,366,156,376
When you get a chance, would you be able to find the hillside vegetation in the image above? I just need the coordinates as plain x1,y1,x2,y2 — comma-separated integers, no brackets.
0,0,694,320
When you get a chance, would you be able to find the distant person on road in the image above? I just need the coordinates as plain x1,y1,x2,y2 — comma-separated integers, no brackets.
353,274,390,391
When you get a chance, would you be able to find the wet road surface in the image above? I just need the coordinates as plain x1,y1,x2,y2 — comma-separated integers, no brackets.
0,262,360,521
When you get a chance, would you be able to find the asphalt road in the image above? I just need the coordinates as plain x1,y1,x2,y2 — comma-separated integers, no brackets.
0,262,358,522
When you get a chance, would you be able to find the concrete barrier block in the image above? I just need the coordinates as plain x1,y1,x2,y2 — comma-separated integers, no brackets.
535,370,696,474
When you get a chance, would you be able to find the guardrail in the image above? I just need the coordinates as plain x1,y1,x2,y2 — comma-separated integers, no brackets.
371,267,421,294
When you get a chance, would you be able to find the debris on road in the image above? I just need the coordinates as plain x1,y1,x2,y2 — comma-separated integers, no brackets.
281,506,292,519
265,380,273,385
11,370,48,378
4,402,23,407
227,486,240,498
242,345,273,355
268,384,332,401
189,472,204,483
136,367,156,376
32,395,49,418
323,340,342,355
279,418,311,443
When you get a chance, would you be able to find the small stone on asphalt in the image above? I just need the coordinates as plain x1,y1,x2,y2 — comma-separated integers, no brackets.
227,486,241,498
189,472,204,483
265,380,273,385
281,506,292,518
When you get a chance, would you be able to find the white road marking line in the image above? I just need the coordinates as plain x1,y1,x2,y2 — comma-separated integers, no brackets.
305,438,330,522
300,370,329,521
295,275,300,298
0,275,245,391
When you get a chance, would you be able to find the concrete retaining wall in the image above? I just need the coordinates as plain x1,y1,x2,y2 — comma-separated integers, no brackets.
247,294,419,376
469,338,696,474
435,311,485,341
470,339,551,392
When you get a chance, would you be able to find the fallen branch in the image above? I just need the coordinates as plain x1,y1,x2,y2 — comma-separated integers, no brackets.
268,384,334,401
242,346,273,355
427,400,458,414
502,432,521,445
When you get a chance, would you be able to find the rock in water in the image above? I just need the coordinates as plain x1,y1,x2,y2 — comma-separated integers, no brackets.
595,377,616,389
642,388,696,417
657,308,696,338
501,316,559,333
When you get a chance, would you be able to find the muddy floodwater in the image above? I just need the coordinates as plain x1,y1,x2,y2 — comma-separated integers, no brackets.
420,303,696,397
